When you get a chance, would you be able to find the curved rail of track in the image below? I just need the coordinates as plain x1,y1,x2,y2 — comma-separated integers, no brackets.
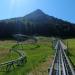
49,39,75,75
0,44,27,72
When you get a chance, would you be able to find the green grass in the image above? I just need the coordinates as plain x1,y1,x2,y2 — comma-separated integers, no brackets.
0,51,19,64
64,39,75,65
0,37,54,75
0,41,19,63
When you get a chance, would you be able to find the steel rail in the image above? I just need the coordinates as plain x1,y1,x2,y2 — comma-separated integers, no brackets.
49,49,58,75
49,39,75,75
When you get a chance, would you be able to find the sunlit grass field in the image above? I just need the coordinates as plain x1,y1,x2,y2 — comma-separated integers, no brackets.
0,41,19,64
64,39,75,66
0,37,54,75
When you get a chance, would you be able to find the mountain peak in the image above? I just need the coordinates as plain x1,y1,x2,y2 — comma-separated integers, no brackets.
25,9,46,17
33,9,45,14
24,9,51,22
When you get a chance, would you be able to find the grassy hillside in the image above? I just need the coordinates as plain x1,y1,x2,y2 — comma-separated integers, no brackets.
0,37,54,75
64,39,75,65
0,41,19,63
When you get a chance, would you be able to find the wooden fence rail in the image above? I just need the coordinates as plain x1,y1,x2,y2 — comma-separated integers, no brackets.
0,44,27,72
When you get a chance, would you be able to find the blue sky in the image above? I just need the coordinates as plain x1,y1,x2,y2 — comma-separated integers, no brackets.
0,0,75,23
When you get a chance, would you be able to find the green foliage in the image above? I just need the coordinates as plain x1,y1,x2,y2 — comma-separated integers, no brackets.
0,37,54,75
65,39,75,65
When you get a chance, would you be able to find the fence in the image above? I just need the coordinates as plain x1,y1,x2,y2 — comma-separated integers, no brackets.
0,44,27,72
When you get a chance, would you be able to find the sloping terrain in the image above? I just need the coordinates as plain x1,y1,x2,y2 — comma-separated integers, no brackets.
0,37,54,75
0,9,75,39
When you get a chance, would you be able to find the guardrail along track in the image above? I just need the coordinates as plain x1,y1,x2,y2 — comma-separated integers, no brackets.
0,44,27,72
49,40,75,75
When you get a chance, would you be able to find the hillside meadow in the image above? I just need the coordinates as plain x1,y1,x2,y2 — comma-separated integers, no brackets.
0,37,54,75
64,39,75,66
